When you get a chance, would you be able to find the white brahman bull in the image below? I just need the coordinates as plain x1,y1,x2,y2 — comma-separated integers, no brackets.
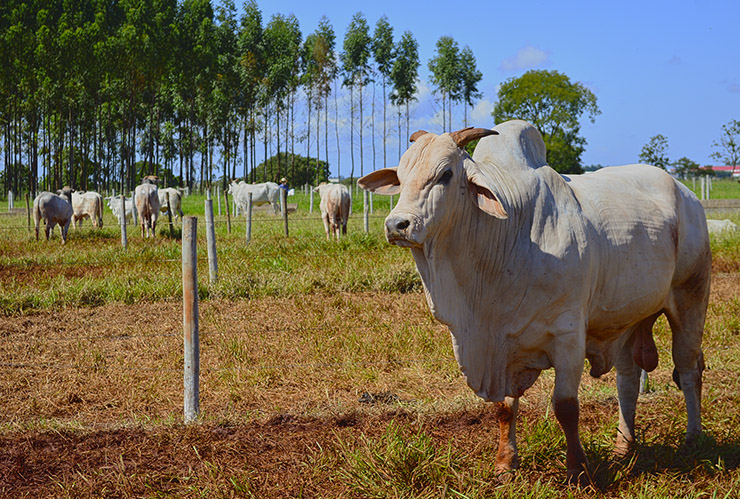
33,188,73,244
106,196,135,224
228,181,281,215
313,183,350,240
157,187,184,222
71,190,104,229
134,182,160,237
358,120,710,484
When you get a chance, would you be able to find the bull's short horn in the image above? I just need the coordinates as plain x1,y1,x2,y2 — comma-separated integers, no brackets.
409,130,428,142
450,127,499,148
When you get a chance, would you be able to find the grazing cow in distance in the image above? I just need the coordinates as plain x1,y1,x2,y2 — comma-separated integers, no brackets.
157,187,184,222
313,183,350,240
706,218,739,235
134,182,160,237
33,189,73,244
359,120,711,483
71,190,104,229
228,180,281,215
106,196,135,225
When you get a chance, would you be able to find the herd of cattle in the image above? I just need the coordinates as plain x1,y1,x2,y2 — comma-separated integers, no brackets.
31,176,352,243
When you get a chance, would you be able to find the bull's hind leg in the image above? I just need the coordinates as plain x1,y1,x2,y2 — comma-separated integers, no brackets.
665,275,710,442
614,325,642,455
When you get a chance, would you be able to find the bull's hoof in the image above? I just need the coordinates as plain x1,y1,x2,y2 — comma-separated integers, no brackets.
494,467,517,484
566,468,592,488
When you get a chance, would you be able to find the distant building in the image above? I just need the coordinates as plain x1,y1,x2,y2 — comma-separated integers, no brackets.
702,166,739,178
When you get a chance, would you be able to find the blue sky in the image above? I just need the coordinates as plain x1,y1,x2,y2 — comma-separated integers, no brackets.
249,0,739,176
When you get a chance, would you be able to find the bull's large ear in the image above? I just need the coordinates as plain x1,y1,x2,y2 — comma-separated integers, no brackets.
467,168,507,219
358,167,401,195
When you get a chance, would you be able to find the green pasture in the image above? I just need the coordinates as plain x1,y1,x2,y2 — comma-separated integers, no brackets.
1,183,739,497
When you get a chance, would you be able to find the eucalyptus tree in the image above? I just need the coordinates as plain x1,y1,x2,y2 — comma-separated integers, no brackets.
389,30,419,160
341,12,371,183
428,35,461,132
263,13,301,180
301,31,318,180
315,17,336,181
237,0,263,181
459,45,482,128
214,0,241,183
372,15,394,171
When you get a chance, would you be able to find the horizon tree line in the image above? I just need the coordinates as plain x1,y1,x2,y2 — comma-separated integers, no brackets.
0,0,484,197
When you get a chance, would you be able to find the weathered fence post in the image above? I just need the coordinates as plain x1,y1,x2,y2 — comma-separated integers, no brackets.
205,190,218,284
25,193,30,233
282,188,289,237
246,192,253,245
309,187,314,214
8,190,13,211
166,193,174,238
217,186,221,216
224,189,231,235
639,369,649,394
120,194,128,249
182,216,200,423
369,192,373,215
363,190,369,234
131,191,138,225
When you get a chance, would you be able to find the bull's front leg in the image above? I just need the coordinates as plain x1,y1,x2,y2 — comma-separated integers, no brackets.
552,342,588,485
494,396,519,478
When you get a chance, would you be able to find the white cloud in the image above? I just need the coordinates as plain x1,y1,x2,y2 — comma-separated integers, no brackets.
471,98,496,126
499,45,551,72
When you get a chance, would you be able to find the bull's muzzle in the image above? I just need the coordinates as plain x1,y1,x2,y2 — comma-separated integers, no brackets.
385,213,422,248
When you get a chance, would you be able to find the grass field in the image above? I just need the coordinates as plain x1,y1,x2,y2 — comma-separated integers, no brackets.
1,180,740,498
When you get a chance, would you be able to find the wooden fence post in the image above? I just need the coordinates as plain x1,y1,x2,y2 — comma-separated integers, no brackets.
363,190,369,234
282,188,289,237
205,191,218,284
25,193,30,233
309,187,314,213
182,216,200,423
224,189,231,235
246,192,253,245
120,194,128,249
217,186,221,216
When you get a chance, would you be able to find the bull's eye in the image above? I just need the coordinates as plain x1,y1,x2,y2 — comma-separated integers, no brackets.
439,169,452,185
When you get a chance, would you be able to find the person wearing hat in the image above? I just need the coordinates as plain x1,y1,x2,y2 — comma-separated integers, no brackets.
279,177,289,193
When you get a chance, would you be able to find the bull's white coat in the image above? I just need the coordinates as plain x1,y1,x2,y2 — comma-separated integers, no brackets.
106,196,135,224
359,120,711,481
228,181,281,215
33,191,73,244
134,183,160,237
71,191,104,229
157,187,184,221
314,183,350,240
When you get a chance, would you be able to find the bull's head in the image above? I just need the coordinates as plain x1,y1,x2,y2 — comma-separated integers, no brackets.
358,127,506,248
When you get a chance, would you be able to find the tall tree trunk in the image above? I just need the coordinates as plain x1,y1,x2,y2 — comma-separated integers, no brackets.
334,79,341,181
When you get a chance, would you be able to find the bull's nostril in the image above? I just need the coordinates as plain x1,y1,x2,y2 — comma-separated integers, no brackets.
396,220,410,231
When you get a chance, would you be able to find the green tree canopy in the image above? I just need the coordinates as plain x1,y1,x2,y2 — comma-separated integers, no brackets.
711,119,740,176
672,156,705,179
493,69,600,174
250,153,328,186
639,134,670,170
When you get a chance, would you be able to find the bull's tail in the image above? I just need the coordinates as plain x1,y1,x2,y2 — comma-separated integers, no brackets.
33,201,41,241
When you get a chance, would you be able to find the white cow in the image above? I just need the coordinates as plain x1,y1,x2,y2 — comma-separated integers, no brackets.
134,183,160,237
706,218,739,235
71,190,104,229
359,120,711,483
314,183,350,240
228,181,281,215
33,189,73,244
157,187,184,222
106,196,135,224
